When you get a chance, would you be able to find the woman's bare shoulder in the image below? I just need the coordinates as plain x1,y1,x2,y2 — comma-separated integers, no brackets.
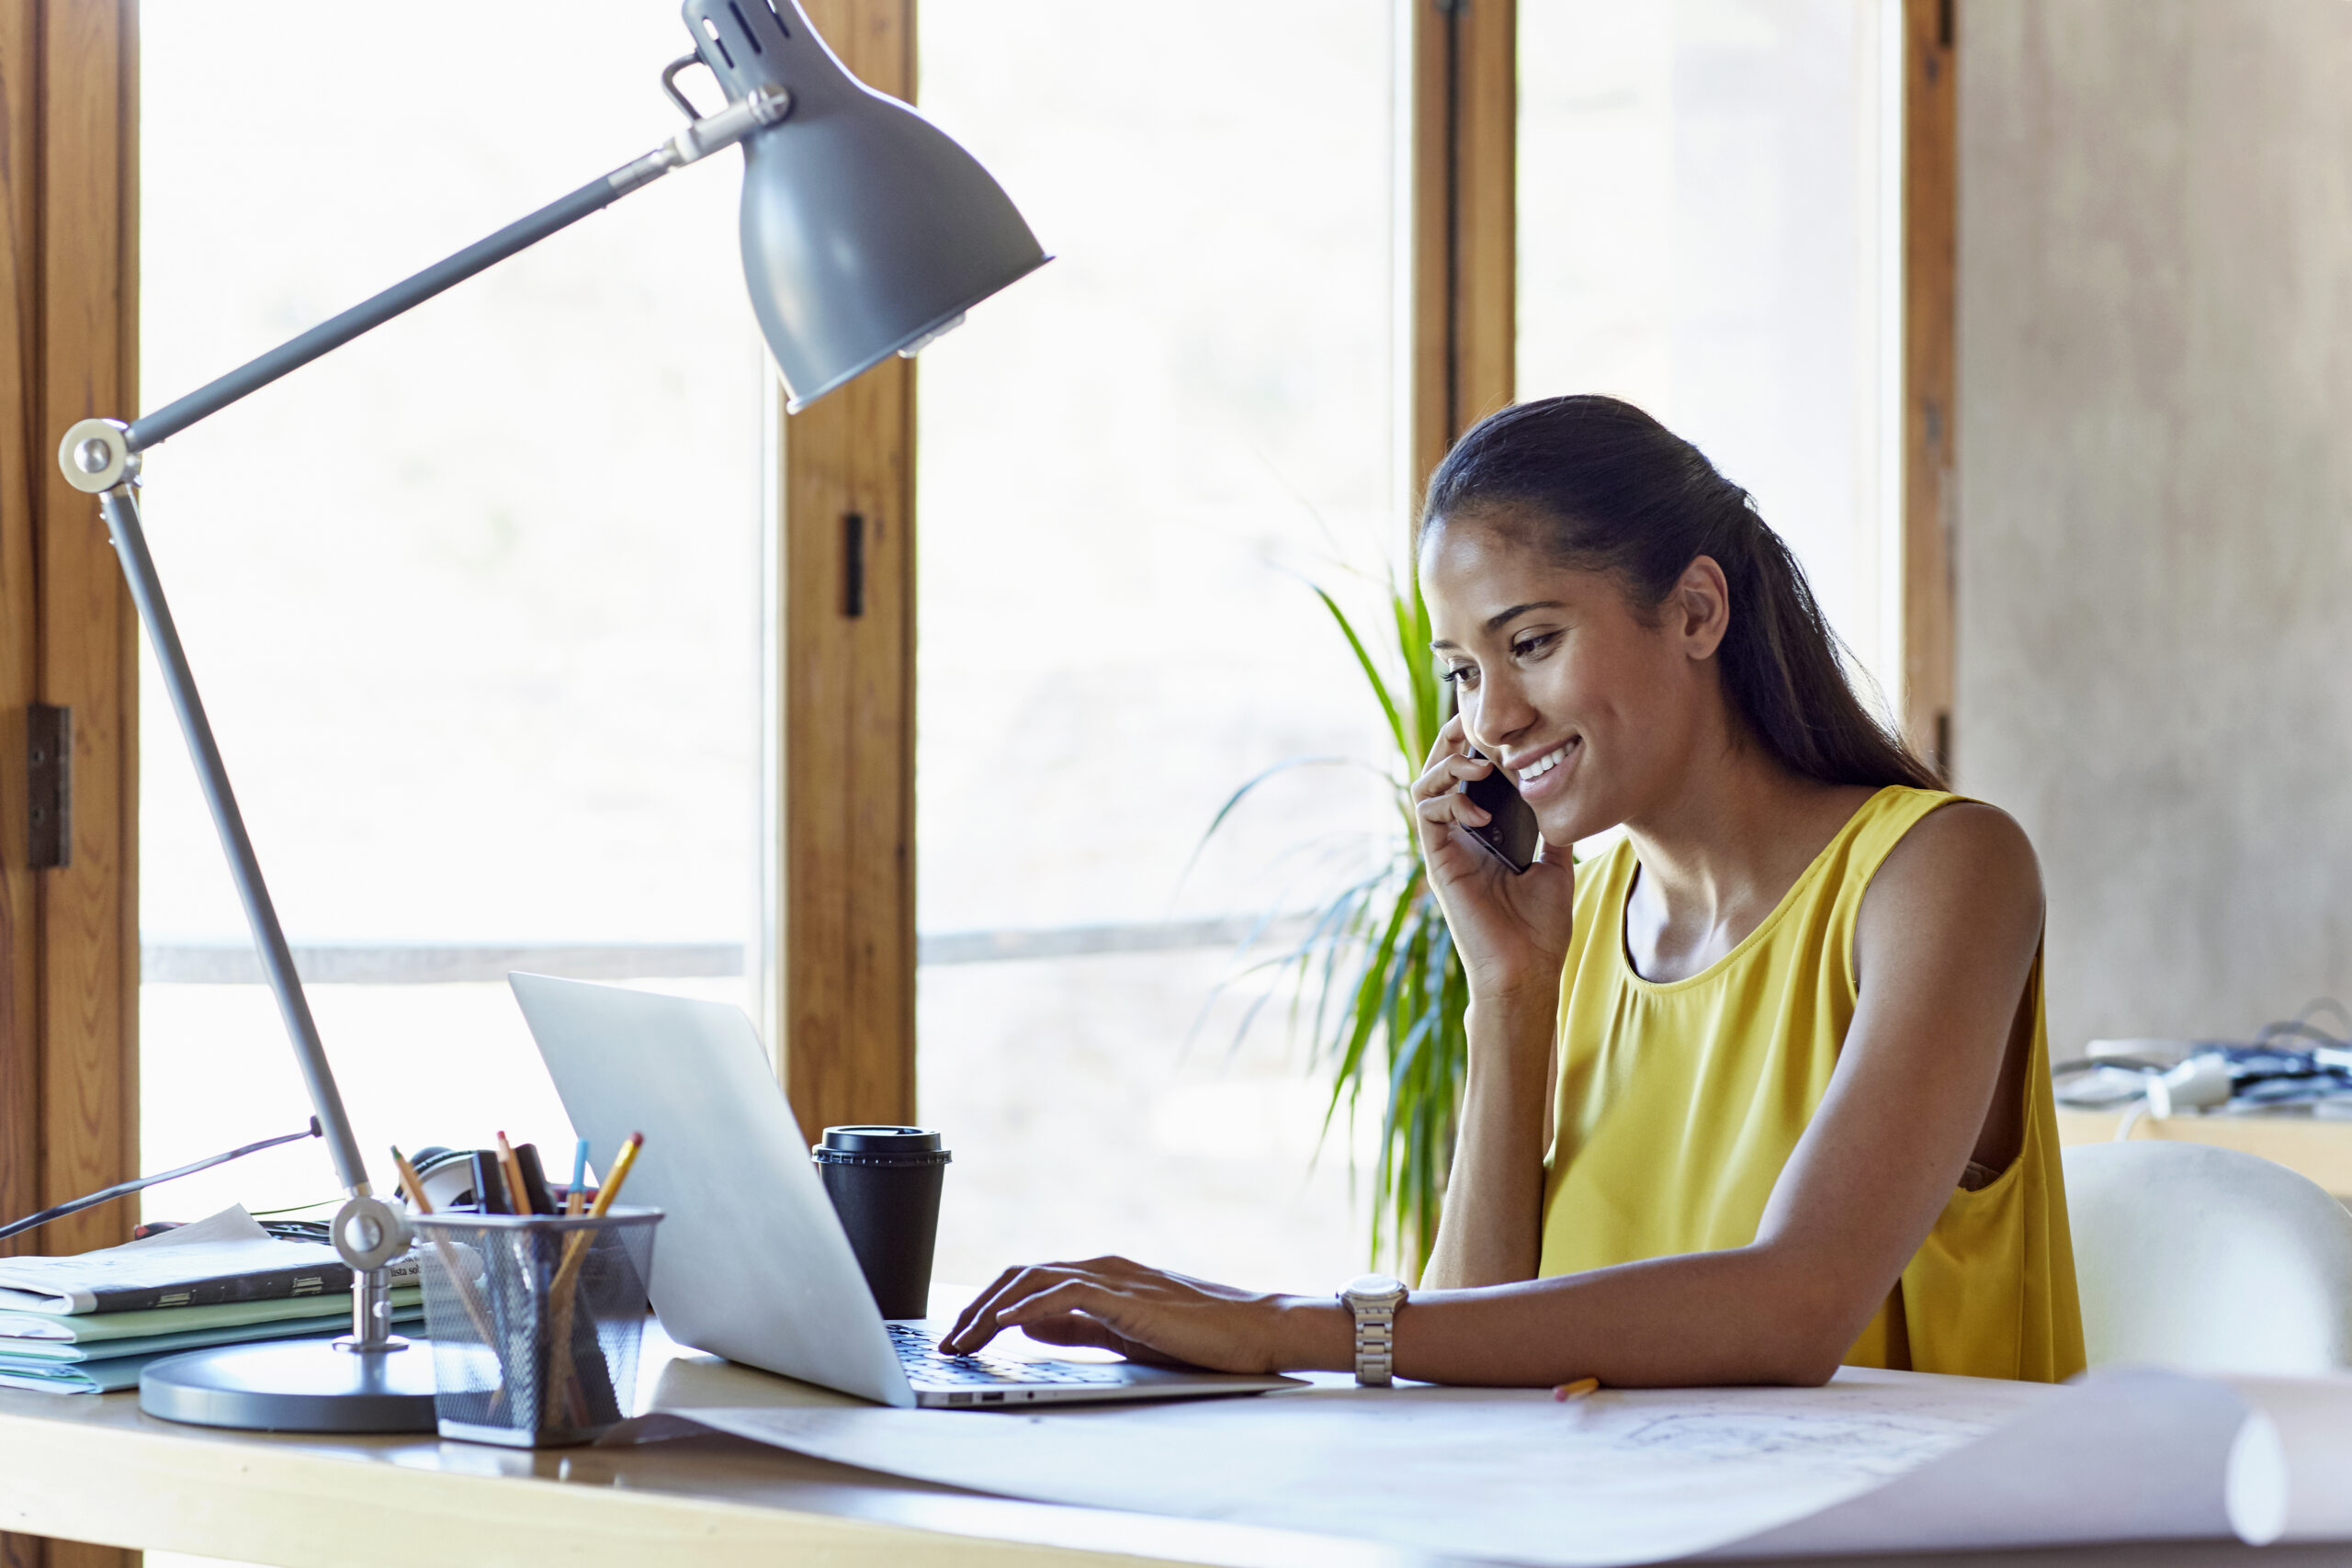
1863,798,2044,947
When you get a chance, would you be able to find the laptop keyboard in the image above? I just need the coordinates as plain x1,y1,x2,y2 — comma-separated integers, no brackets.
888,1323,1127,1388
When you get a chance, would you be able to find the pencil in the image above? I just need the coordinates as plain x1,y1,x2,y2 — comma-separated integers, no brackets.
548,1133,644,1307
1552,1377,1600,1403
392,1145,499,1350
586,1132,644,1218
544,1132,644,1429
390,1145,433,1214
566,1137,590,1217
492,1131,533,1216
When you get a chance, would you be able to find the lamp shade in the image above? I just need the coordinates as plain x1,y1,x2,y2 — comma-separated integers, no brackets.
682,0,1048,411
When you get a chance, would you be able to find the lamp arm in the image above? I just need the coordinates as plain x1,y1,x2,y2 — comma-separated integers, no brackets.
125,82,791,455
52,78,790,1243
83,481,377,1198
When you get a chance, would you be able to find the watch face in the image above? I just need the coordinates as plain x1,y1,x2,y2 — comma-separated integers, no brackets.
1342,1272,1408,1304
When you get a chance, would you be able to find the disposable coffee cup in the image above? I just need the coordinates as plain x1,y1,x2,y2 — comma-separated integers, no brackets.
811,1125,951,1320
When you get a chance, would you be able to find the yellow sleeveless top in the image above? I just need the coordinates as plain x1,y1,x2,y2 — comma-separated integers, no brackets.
1537,786,2084,1382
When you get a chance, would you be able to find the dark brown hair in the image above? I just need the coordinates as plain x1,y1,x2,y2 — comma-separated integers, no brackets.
1419,394,1939,791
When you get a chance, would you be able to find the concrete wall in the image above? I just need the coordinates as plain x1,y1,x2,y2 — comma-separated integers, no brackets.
1956,1,2352,1055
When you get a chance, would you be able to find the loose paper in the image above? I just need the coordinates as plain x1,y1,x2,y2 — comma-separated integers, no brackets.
680,1365,2352,1565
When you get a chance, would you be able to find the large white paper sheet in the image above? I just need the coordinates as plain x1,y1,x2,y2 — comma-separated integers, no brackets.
688,1369,2039,1565
680,1366,2352,1565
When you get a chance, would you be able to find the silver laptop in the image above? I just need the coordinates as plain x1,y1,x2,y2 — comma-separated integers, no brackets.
509,973,1304,1409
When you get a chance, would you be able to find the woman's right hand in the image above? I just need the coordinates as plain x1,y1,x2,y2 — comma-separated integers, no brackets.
1411,716,1577,1002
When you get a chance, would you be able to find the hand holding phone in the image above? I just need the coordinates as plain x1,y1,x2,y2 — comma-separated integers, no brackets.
1410,724,1576,997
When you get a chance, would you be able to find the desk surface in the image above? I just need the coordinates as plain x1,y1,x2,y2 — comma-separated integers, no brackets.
1,1330,2347,1568
0,1331,1396,1568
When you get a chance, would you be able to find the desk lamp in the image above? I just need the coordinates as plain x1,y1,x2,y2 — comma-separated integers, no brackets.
54,0,1045,1433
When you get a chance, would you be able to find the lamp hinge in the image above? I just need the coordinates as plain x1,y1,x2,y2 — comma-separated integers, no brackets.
27,703,71,870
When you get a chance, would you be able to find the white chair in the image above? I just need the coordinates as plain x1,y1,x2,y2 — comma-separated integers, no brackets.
2063,1138,2352,1373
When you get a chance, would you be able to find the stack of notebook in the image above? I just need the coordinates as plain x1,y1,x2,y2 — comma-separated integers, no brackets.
0,1206,421,1393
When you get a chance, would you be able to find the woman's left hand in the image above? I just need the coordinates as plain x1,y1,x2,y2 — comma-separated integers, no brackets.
939,1257,1329,1374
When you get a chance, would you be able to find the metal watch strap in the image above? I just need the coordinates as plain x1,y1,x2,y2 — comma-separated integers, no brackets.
1352,1301,1397,1387
1340,1274,1407,1387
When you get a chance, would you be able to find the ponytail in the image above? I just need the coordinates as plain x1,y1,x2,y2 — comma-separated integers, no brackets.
1420,396,1938,792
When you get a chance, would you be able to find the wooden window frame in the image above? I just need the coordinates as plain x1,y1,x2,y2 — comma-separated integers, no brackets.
770,0,922,1145
2,2,141,1566
1411,0,1517,501
1903,0,1958,773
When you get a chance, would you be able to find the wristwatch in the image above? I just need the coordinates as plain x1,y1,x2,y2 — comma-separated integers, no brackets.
1339,1272,1408,1386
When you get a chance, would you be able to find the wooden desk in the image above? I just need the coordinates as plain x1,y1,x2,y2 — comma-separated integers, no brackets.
0,1332,1424,1568
0,1331,2343,1568
2056,1109,2352,1201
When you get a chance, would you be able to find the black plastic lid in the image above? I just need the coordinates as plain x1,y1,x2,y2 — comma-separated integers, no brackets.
811,1125,949,1164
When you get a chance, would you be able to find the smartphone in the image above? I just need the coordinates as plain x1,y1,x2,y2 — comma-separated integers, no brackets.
1461,750,1540,874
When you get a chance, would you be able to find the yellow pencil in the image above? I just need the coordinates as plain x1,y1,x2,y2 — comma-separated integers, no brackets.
390,1145,434,1214
544,1132,644,1428
1552,1376,1600,1403
548,1133,644,1313
586,1131,643,1218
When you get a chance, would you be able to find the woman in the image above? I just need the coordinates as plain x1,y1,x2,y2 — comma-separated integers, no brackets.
944,395,2084,1387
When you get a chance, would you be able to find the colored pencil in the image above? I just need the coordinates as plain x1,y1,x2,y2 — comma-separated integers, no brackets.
566,1137,590,1217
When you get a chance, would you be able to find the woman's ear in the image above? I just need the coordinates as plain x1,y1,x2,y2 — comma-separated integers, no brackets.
1670,556,1731,660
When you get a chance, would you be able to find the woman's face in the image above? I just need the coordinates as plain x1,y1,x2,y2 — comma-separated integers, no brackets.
1419,510,1728,845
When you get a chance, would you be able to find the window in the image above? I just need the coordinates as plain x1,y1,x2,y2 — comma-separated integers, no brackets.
911,1,1402,1290
120,0,1919,1291
137,2,763,1221
1517,0,1905,705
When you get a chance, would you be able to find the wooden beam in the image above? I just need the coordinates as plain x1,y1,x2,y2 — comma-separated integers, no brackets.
1408,0,1453,500
36,0,139,1269
1902,0,1957,775
1450,0,1516,446
773,0,919,1145
1409,0,1517,510
0,0,50,1279
1,4,142,1565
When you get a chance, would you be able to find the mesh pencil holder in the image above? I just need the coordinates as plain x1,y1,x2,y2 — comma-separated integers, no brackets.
412,1207,661,1448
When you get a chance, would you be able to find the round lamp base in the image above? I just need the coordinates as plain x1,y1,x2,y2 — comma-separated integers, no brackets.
139,1337,437,1432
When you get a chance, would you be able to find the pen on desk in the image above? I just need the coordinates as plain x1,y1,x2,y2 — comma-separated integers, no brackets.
1552,1377,1600,1403
493,1131,533,1216
566,1137,589,1217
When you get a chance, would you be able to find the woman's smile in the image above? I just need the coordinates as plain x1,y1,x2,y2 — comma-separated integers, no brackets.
1507,736,1581,800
